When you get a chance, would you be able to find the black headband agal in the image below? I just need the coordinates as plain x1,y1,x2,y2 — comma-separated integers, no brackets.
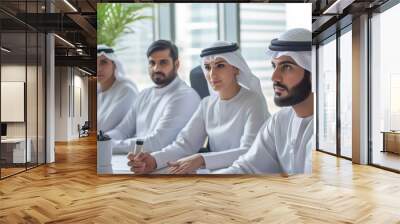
200,43,239,57
97,48,114,54
268,38,311,52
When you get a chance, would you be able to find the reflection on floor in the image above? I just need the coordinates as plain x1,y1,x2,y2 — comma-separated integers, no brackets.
373,150,400,171
0,162,43,178
1,167,25,177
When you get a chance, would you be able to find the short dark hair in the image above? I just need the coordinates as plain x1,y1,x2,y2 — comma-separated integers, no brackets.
146,40,179,61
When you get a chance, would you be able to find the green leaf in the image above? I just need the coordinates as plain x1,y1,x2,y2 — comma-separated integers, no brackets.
97,3,153,48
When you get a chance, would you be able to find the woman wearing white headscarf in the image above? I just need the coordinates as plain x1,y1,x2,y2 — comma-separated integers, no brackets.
129,41,270,174
97,45,138,133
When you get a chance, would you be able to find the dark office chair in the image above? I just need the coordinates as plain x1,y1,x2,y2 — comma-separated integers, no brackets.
190,65,211,153
78,121,90,138
190,65,210,99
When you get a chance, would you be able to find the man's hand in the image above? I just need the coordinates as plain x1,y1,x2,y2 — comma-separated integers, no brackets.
167,154,205,174
127,152,157,174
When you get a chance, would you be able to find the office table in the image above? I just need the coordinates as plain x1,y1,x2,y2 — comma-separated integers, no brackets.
98,154,211,175
0,138,31,164
381,131,400,154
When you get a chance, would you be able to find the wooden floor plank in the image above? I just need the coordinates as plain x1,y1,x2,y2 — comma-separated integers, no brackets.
0,135,399,223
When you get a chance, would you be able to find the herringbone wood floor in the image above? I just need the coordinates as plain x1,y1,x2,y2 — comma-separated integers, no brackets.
0,136,400,223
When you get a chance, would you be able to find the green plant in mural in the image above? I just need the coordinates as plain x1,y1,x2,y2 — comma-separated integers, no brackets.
97,3,152,47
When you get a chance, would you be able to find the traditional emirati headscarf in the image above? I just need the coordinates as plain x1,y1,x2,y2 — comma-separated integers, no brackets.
97,44,138,93
200,41,269,116
265,28,312,72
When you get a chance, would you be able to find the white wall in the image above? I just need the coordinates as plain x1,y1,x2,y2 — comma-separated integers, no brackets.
55,66,68,141
1,63,46,163
1,65,26,137
71,73,89,138
1,65,35,138
54,67,89,141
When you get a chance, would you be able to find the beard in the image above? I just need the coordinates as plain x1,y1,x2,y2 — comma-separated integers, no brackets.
151,64,178,87
273,70,311,107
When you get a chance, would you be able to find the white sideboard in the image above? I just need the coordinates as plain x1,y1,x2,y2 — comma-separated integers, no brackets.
1,138,32,163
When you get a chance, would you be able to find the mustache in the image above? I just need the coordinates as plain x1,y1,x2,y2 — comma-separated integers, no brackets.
273,82,288,91
152,72,166,77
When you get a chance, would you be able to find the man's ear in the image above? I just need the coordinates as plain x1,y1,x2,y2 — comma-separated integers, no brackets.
174,59,180,70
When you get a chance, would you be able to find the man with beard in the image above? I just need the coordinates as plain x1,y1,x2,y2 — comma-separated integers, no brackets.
107,40,201,154
214,28,314,175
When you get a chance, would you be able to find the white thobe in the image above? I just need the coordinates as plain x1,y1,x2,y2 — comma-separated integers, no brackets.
107,77,201,153
214,108,314,175
97,79,138,133
151,87,269,170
